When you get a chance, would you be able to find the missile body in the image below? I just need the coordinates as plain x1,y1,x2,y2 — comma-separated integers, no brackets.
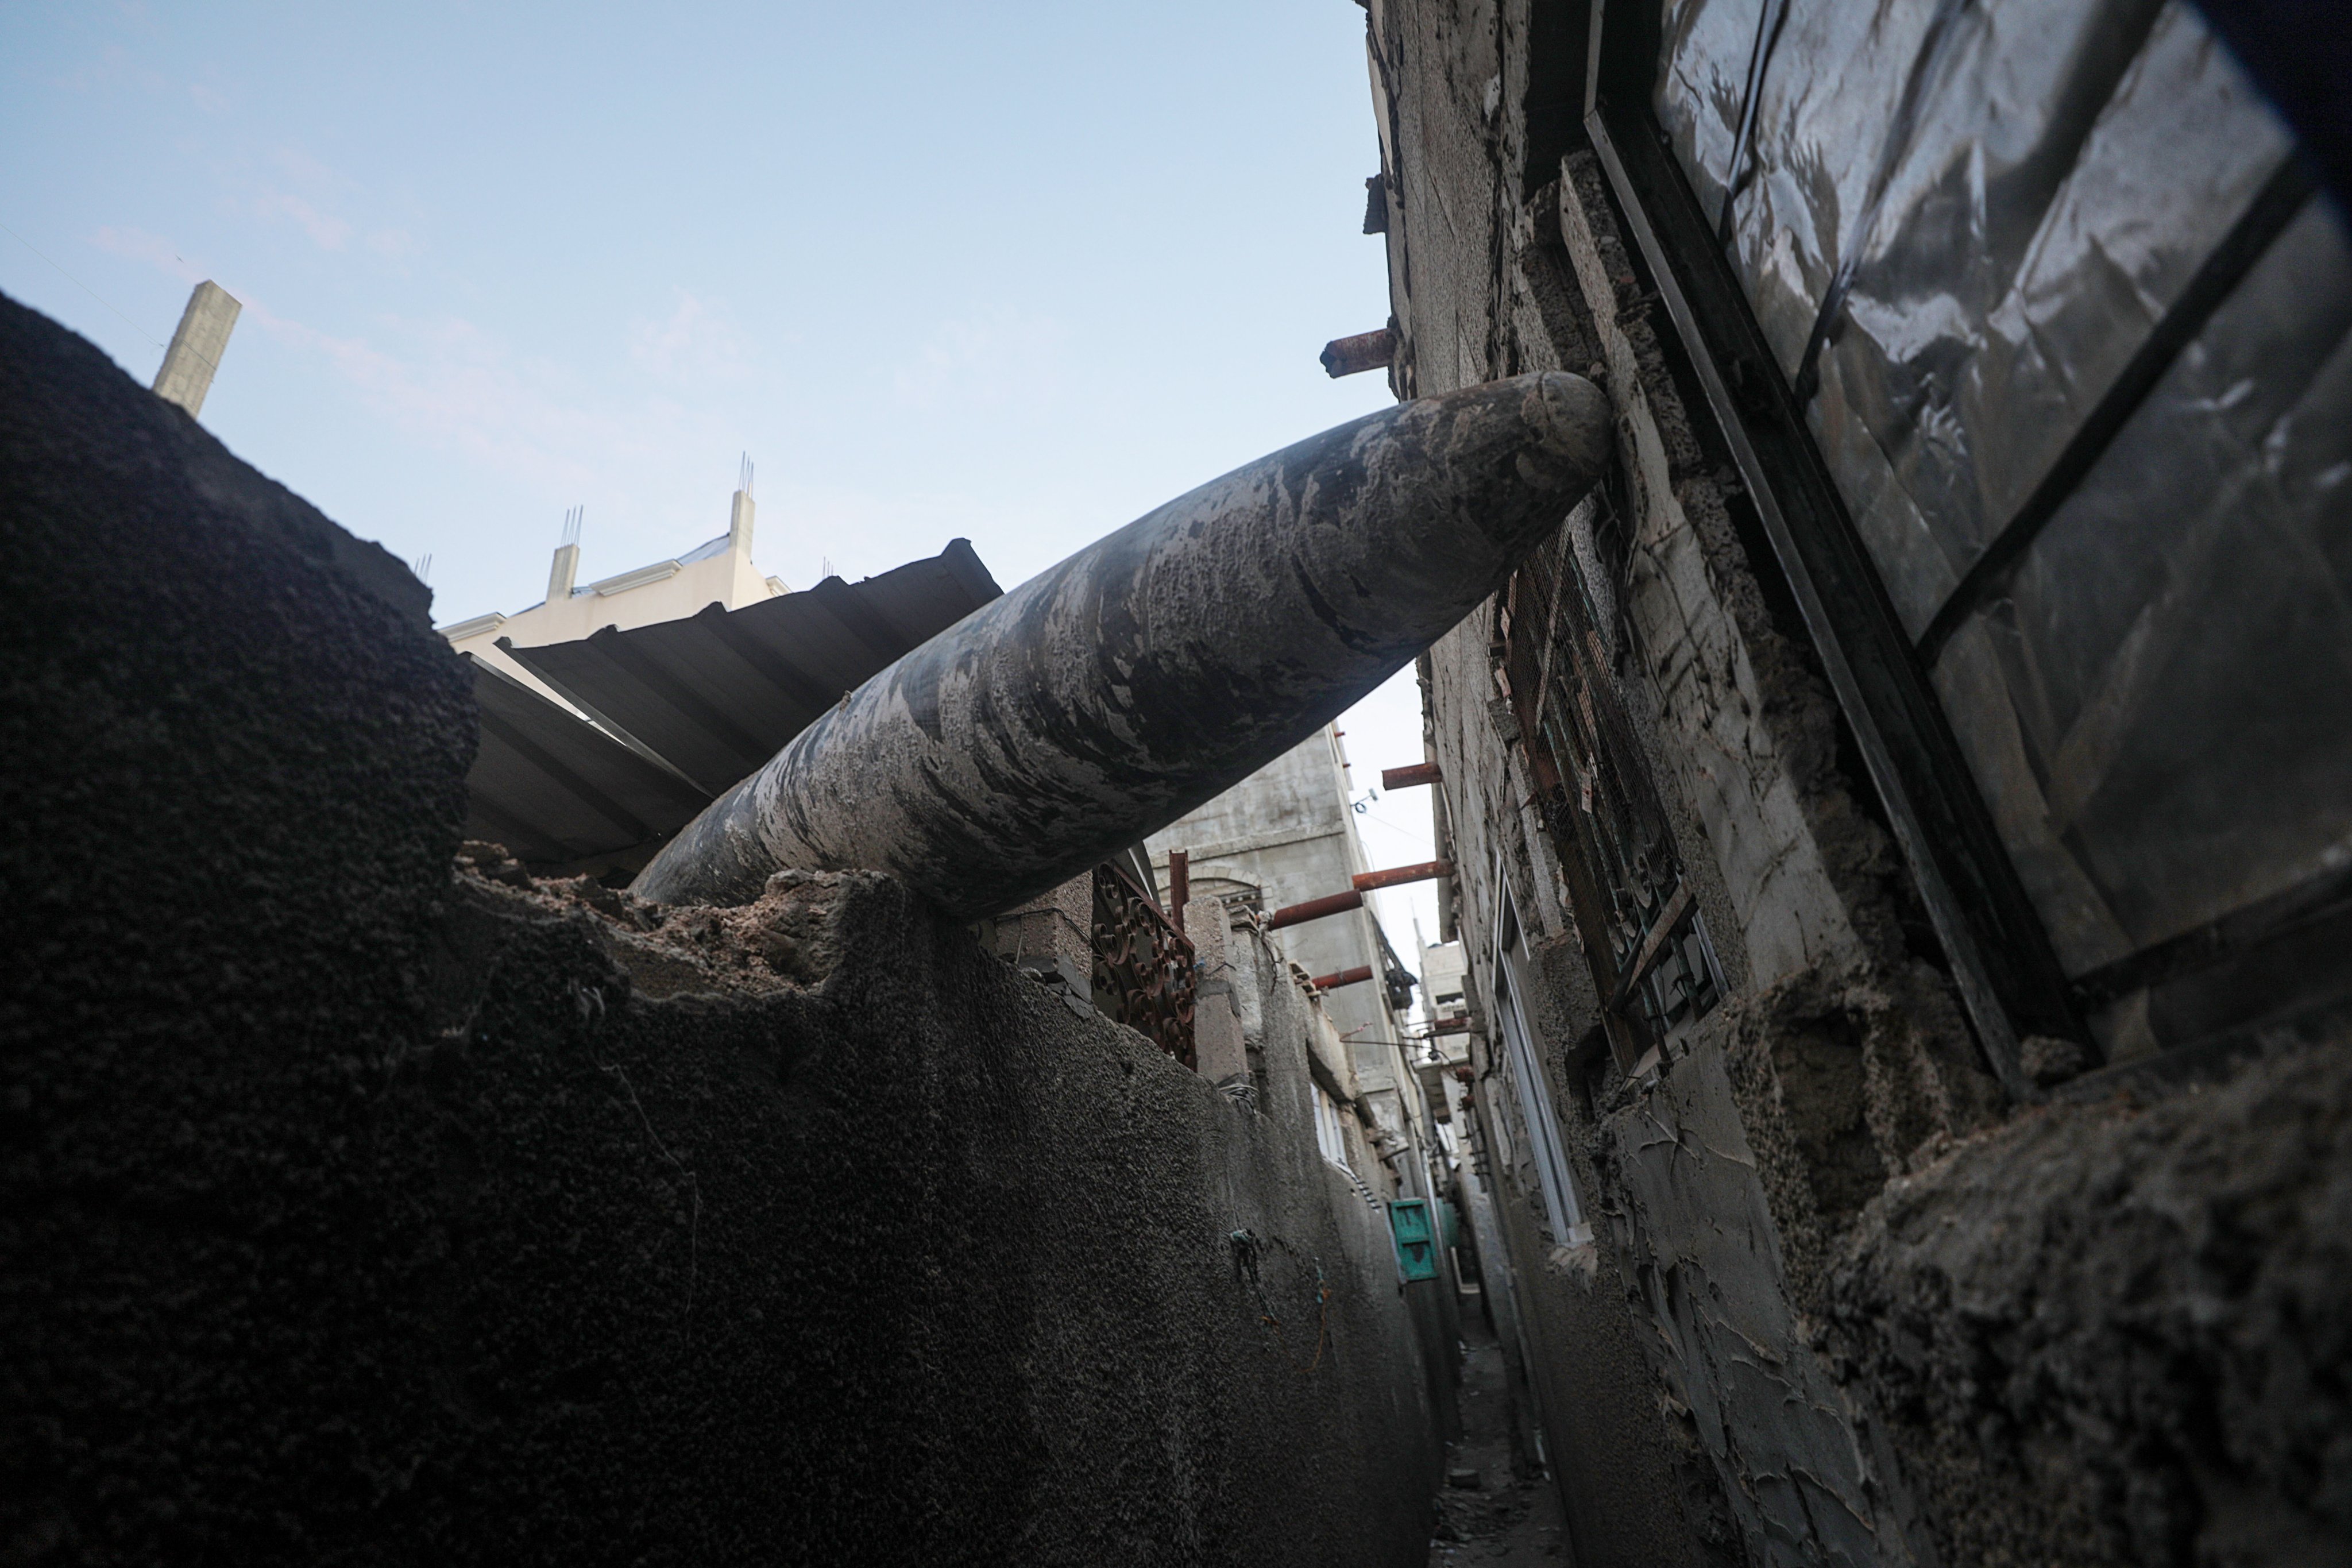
632,372,1611,917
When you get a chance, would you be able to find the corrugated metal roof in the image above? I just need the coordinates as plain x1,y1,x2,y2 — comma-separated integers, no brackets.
463,655,711,864
503,538,999,795
465,539,1002,867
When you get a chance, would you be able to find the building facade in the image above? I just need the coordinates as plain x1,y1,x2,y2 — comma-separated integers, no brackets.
438,473,788,715
1363,0,2352,1563
1145,727,1444,1203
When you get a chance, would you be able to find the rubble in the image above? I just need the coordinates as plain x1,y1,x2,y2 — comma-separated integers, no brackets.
455,849,876,995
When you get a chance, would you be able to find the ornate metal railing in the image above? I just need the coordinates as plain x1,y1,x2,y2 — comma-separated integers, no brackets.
1091,863,1197,1068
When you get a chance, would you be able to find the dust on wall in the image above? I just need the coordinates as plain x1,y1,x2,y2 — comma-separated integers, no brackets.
0,292,1447,1567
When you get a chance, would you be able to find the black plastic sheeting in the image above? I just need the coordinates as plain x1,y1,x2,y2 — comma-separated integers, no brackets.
1651,0,2352,1045
1934,203,2352,972
1658,0,2293,632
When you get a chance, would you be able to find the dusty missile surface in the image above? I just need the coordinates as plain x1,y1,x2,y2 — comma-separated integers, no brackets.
632,370,1611,916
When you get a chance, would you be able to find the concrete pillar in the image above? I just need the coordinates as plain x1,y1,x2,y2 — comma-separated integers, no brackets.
151,281,241,418
546,544,580,602
729,455,755,554
729,489,754,553
1189,907,1251,1088
546,505,582,603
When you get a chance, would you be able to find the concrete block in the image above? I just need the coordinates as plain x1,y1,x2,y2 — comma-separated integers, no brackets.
150,280,240,418
1187,912,1250,1085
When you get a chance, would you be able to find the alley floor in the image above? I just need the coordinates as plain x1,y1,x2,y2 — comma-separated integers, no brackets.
1427,1310,1570,1566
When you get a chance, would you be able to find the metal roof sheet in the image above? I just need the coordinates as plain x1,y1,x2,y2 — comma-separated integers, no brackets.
470,538,1002,864
463,654,712,864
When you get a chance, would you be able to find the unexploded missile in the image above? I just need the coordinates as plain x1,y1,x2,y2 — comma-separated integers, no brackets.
632,371,1612,917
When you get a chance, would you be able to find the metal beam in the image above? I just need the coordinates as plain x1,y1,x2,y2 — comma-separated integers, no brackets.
1267,889,1366,932
1353,860,1451,893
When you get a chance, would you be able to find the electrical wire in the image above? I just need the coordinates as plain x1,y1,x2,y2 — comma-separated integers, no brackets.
1,219,166,352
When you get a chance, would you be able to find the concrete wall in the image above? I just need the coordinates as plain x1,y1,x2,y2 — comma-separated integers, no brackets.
1,292,1446,1567
1367,2,2352,1564
1146,727,1401,1068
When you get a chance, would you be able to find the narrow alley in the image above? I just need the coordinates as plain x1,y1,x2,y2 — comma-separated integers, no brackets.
6,0,2351,1564
1429,1321,1570,1568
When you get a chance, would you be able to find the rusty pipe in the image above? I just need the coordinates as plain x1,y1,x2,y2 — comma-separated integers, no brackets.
1380,762,1441,790
1351,859,1450,893
1320,329,1397,379
632,372,1612,916
1311,965,1376,991
1265,889,1364,931
1266,861,1451,933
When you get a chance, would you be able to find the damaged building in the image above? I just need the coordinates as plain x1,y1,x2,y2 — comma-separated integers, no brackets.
1358,0,2352,1562
2,290,1602,1562
5,0,2350,1560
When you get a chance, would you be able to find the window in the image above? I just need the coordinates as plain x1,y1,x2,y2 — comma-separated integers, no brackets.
1490,504,1725,1065
1312,1084,1354,1172
1490,867,1593,1246
1596,0,2352,1069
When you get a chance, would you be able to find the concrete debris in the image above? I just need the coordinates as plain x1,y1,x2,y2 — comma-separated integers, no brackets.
1830,1032,2352,1566
458,845,874,997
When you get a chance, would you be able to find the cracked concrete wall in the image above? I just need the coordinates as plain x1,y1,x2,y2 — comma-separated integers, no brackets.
1,293,1447,1567
1372,2,2352,1564
1827,1030,2352,1567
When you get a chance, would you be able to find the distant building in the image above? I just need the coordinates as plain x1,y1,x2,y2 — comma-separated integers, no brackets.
435,465,786,717
1409,936,1470,1133
1413,937,1465,1024
1147,728,1445,1206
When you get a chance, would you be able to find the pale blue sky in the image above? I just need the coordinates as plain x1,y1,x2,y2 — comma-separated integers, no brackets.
2,0,1449,958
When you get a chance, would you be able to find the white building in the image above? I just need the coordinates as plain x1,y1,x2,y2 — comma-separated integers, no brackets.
435,469,787,715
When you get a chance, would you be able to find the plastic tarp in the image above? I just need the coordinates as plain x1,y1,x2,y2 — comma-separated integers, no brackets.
1651,0,2352,994
1933,206,2352,974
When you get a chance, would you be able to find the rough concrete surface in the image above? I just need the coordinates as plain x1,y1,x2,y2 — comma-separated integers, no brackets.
1591,1025,1938,1567
2,293,1446,1566
1427,1318,1568,1566
1419,616,1743,1568
1831,1037,2352,1567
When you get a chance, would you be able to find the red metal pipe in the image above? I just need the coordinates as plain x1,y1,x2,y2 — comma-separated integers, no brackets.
1168,848,1189,933
1351,859,1452,893
1264,889,1364,930
1320,328,1397,379
1311,965,1376,991
1380,762,1442,790
1424,1015,1471,1037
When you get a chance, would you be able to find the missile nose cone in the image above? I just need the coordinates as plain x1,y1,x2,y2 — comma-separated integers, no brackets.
1529,371,1613,478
